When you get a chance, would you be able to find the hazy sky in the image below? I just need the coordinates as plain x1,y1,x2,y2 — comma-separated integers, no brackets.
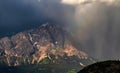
0,0,120,60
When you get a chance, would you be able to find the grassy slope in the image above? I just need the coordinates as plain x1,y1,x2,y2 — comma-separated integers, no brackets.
0,64,82,73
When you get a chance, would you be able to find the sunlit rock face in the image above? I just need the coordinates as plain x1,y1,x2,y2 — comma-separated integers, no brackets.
0,23,95,66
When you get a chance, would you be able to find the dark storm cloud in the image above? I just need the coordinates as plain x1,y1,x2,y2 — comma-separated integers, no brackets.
0,0,41,36
0,0,74,37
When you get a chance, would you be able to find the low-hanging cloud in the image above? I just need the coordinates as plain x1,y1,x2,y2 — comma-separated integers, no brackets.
1,0,120,60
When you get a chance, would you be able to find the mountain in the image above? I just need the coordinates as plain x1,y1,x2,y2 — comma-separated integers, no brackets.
0,23,95,73
78,60,120,73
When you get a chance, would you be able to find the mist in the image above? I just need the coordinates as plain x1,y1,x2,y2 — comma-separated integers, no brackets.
72,1,120,60
0,0,120,60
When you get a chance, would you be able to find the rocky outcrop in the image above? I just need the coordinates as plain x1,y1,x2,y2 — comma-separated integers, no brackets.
0,23,95,66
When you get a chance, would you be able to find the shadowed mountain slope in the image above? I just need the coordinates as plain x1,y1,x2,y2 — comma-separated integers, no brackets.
78,60,120,73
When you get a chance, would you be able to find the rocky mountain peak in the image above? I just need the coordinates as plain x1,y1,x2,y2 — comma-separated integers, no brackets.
0,23,95,66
